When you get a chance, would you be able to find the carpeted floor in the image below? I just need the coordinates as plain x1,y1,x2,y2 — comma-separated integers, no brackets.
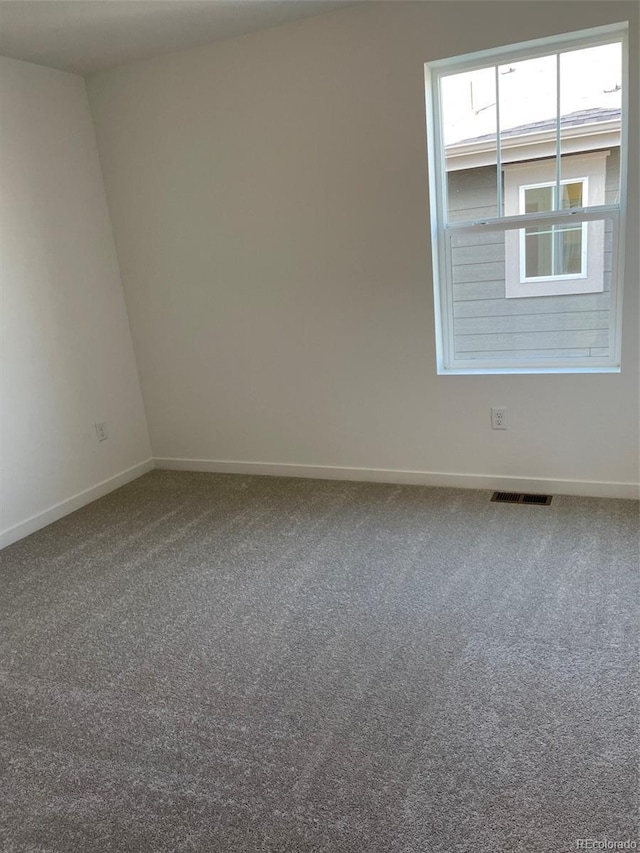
0,470,638,852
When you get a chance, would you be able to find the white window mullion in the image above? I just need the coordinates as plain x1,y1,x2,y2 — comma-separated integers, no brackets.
495,64,502,218
555,52,561,213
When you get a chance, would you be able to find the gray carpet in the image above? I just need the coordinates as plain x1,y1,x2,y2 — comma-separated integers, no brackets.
1,470,638,853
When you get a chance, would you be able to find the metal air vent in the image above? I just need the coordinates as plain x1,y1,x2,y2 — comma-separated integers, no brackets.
491,492,552,505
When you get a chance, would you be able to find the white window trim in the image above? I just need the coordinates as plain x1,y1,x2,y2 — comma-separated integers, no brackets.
424,22,629,375
504,151,609,298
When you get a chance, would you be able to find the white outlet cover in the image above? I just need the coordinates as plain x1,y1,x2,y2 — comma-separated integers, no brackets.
491,407,507,430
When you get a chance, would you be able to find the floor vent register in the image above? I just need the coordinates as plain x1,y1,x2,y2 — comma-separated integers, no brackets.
491,492,553,506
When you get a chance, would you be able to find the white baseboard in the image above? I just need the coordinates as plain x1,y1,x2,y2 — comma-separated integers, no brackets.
2,456,634,551
154,457,639,501
0,458,155,550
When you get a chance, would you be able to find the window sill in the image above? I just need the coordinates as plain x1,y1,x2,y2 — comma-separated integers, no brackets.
437,364,622,375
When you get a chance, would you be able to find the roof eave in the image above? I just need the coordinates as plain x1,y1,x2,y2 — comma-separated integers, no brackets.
445,120,621,171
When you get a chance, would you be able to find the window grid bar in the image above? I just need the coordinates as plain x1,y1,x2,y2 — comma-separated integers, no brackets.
555,52,561,216
495,64,502,218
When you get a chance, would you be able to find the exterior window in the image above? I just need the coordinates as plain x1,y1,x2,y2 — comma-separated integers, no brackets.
522,182,585,278
504,151,608,298
425,24,628,374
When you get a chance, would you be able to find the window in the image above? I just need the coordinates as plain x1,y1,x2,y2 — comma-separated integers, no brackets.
425,24,628,374
522,182,585,276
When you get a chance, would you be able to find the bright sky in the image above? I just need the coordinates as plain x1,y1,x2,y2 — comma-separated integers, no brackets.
442,43,622,147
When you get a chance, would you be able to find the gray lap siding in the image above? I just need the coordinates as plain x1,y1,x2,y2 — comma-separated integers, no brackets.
447,150,619,360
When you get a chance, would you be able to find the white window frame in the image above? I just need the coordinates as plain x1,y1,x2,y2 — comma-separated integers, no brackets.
424,23,628,375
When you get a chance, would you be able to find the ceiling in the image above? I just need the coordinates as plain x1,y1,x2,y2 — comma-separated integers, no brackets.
0,0,352,75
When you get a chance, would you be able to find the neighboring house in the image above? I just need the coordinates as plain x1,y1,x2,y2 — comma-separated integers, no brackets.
445,108,621,362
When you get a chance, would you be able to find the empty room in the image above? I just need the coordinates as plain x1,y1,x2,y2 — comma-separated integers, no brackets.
0,1,638,851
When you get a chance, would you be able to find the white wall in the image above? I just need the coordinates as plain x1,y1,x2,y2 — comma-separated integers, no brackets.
86,1,639,498
0,57,152,547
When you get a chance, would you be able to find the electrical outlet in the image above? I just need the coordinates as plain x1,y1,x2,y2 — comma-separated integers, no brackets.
491,407,507,430
95,422,108,442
